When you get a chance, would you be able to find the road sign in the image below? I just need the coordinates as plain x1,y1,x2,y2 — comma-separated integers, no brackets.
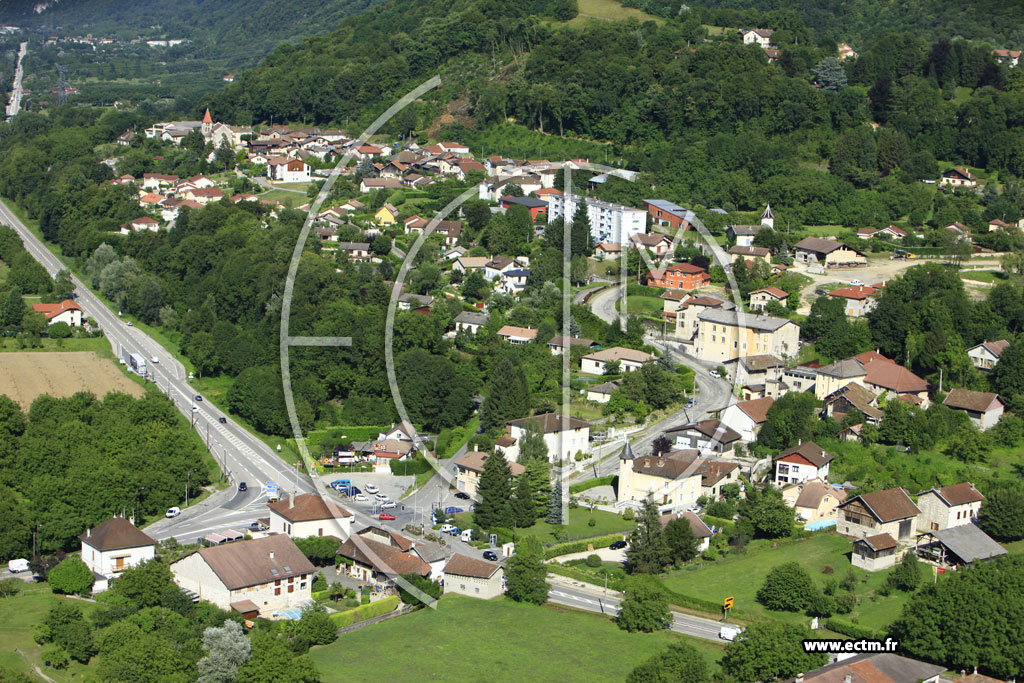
723,596,734,610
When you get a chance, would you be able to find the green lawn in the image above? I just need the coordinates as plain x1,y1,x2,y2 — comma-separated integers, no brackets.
618,295,664,318
308,595,723,681
0,583,103,681
0,336,112,353
662,533,923,631
803,225,846,236
258,190,306,206
568,0,663,25
452,508,635,544
960,270,1008,284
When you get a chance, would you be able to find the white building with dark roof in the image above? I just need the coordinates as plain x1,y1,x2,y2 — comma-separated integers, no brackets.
80,517,157,593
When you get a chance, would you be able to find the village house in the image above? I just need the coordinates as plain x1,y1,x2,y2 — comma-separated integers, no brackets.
740,28,775,47
851,533,904,572
723,354,785,399
181,187,224,205
993,48,1022,67
335,528,430,587
916,482,985,532
170,535,316,618
497,325,537,345
125,216,160,233
827,284,880,317
781,479,847,525
500,196,547,221
266,157,311,183
268,493,353,541
727,224,769,247
659,511,713,552
453,311,488,335
435,220,463,247
694,310,799,363
729,245,772,263
546,335,596,355
662,419,741,457
453,255,490,274
838,487,920,541
697,460,740,500
374,203,398,226
793,237,867,268
748,286,788,312
659,289,688,324
337,242,372,261
499,413,591,463
398,293,433,312
454,451,525,496
643,199,692,230
814,353,930,406
647,263,710,291
940,167,979,189
586,379,620,403
443,554,505,600
795,653,945,682
32,300,82,327
821,382,883,425
719,397,774,443
915,524,1007,570
594,242,622,260
80,517,156,593
630,232,674,255
580,346,654,374
484,255,518,280
942,389,1004,430
773,441,834,486
359,177,401,193
616,443,705,511
967,339,1009,370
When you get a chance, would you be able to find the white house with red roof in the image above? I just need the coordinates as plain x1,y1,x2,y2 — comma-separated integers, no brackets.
32,300,83,327
827,284,880,317
916,483,985,532
773,441,833,486
720,397,774,443
748,286,789,312
267,156,311,183
940,167,978,189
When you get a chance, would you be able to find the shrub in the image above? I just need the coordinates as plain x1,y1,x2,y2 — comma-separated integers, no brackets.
806,592,835,618
311,573,327,593
588,517,597,527
41,645,69,670
48,557,94,595
886,552,922,592
840,570,858,592
544,534,625,560
825,618,884,640
622,508,635,521
822,578,837,596
585,554,602,568
757,562,816,612
328,596,399,628
834,594,856,614
705,500,734,519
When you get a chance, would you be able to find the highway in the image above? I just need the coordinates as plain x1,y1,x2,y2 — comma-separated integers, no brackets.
4,41,26,120
0,198,317,542
546,580,731,642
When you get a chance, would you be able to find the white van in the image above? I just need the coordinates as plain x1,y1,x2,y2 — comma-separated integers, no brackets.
7,558,29,573
460,529,473,543
440,524,455,534
719,625,742,641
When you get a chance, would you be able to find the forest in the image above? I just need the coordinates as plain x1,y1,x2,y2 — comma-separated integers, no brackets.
0,391,210,559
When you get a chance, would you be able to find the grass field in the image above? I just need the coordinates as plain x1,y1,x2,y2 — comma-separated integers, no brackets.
0,351,145,410
618,295,664,318
308,595,723,681
258,190,305,206
662,533,925,631
960,270,1008,284
452,508,635,544
0,583,103,681
0,336,111,354
569,0,662,24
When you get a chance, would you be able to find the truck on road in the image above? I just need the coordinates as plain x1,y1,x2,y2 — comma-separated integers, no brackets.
127,352,147,377
266,481,279,502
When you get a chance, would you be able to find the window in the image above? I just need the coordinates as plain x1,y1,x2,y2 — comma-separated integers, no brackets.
274,588,281,596
275,580,281,586
301,583,307,589
777,463,790,474
288,585,294,594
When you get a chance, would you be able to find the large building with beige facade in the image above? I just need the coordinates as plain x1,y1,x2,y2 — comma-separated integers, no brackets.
170,535,316,618
694,309,799,363
442,554,505,599
616,442,704,511
268,493,353,540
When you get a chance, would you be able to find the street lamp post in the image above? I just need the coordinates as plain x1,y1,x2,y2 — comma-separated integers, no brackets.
186,468,197,508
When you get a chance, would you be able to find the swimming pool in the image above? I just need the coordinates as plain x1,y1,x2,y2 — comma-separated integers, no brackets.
805,520,837,531
271,607,304,620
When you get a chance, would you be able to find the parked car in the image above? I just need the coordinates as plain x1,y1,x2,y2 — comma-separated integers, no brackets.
379,513,396,520
448,527,462,536
165,507,181,518
482,550,498,561
349,486,361,495
849,279,864,286
609,540,627,550
375,493,389,501
151,356,159,363
365,484,380,494
353,493,368,502
127,321,133,326
218,416,227,424
685,399,695,408
238,482,247,492
686,504,701,514
709,370,720,378
194,395,203,402
445,506,464,515
440,524,456,534
331,479,352,489
815,289,827,296
380,501,397,509
454,492,470,500
247,521,267,532
719,625,742,641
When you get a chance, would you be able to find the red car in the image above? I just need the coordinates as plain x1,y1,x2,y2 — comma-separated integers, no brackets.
378,513,396,520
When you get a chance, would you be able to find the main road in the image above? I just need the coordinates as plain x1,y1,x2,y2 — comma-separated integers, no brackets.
0,198,318,542
4,41,27,120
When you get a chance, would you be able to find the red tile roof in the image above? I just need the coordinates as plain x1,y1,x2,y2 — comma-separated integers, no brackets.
32,300,81,320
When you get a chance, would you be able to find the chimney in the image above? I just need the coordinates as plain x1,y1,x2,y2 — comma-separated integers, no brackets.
289,492,294,509
795,675,804,683
86,527,91,538
269,551,275,560
843,676,852,683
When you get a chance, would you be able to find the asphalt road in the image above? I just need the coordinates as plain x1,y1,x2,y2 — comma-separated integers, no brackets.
587,283,623,325
0,198,316,542
546,581,730,642
4,42,26,120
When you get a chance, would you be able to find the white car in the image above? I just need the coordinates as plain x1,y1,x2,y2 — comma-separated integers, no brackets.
353,493,368,502
365,484,380,494
374,493,389,501
440,523,455,534
165,507,181,518
849,279,864,286
151,356,159,363
380,501,397,509
709,370,720,378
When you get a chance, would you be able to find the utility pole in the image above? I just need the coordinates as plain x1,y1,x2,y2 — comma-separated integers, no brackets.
55,65,70,106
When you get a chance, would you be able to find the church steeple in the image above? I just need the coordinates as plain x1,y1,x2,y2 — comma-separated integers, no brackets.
201,108,213,138
760,203,775,229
